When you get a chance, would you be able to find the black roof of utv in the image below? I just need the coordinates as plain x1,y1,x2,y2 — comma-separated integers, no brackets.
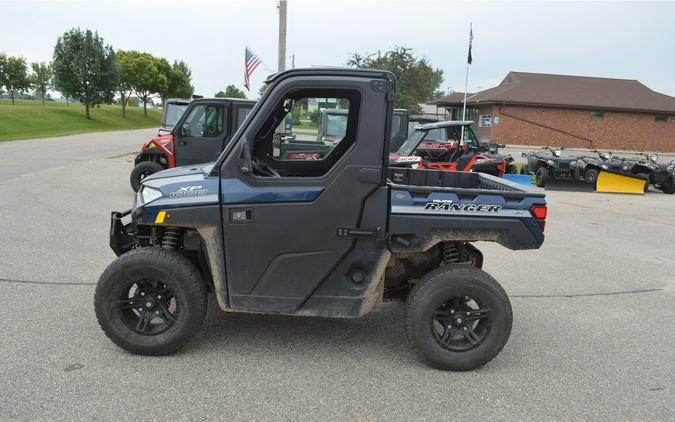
265,67,396,85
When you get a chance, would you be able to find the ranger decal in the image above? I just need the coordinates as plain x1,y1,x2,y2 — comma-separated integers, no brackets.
424,199,502,213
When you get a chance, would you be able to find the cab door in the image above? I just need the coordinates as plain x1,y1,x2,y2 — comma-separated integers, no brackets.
218,75,394,315
174,101,228,166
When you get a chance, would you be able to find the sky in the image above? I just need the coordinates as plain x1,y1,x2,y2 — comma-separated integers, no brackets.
2,0,675,100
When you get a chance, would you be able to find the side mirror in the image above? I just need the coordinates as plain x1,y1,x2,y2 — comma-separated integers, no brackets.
239,141,252,174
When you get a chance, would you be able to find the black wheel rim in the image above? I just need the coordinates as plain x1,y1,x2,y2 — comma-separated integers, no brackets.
138,170,154,182
430,295,491,352
117,279,178,335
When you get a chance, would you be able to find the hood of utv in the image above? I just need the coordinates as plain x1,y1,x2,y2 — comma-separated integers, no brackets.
142,163,215,183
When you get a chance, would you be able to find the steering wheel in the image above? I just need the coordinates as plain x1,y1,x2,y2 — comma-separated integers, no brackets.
252,159,281,177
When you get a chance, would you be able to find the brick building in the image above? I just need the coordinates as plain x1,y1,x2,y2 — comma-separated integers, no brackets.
430,72,675,152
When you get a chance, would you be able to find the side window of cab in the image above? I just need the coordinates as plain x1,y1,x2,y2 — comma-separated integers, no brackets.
249,89,361,178
178,104,225,139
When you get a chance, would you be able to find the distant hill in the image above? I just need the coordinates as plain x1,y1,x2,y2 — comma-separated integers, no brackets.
0,99,162,141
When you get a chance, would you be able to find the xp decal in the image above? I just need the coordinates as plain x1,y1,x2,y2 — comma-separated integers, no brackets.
169,185,208,198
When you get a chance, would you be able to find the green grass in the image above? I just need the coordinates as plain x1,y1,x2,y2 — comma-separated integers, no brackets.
0,99,162,141
292,120,317,130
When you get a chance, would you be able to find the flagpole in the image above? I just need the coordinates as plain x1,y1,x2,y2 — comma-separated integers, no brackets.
460,23,472,143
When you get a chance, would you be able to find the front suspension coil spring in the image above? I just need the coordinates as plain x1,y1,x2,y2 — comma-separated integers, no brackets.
161,227,182,250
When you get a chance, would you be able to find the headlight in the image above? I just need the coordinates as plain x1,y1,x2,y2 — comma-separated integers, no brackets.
138,186,163,205
622,165,629,171
547,159,555,166
601,164,608,169
569,161,576,167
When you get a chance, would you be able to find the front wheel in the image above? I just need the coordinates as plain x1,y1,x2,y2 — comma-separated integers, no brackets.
94,247,208,355
130,161,164,192
406,265,512,371
584,168,599,184
661,178,674,194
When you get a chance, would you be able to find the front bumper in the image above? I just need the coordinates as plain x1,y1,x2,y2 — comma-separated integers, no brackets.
110,209,136,256
551,166,581,180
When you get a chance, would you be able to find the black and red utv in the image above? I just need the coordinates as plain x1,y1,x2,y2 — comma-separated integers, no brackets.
389,120,514,177
130,98,256,191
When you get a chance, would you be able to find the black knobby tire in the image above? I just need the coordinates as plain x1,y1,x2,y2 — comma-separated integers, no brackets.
661,178,674,194
635,173,650,193
130,161,164,192
584,168,599,184
406,265,512,371
535,167,548,187
95,247,208,355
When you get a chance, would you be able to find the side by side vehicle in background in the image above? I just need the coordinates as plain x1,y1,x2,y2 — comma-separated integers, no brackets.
390,120,515,177
130,98,256,191
158,99,191,136
96,68,547,371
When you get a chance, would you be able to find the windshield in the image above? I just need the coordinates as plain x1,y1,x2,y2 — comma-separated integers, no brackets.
396,129,426,156
163,103,189,127
326,113,348,137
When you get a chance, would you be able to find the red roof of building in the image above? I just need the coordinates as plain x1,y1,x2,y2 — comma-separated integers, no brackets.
430,72,675,114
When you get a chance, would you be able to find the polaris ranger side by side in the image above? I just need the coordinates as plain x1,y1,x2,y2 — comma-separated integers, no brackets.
130,98,256,191
96,69,547,371
390,121,515,176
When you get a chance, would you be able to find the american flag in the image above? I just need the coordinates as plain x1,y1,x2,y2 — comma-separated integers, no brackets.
244,47,262,91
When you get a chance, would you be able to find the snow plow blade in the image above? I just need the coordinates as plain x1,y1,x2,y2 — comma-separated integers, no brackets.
596,170,647,194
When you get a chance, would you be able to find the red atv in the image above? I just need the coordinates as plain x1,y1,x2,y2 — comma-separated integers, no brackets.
130,98,255,191
389,120,513,177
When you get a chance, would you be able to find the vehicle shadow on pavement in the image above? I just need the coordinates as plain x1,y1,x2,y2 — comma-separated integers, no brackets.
188,298,415,364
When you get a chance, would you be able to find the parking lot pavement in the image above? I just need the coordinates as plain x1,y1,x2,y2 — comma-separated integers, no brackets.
1,131,673,420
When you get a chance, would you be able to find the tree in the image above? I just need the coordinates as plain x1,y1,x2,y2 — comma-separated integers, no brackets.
130,52,169,117
30,61,52,105
52,28,118,119
347,46,443,114
167,60,193,99
0,54,30,105
215,84,246,99
116,49,139,118
0,53,5,96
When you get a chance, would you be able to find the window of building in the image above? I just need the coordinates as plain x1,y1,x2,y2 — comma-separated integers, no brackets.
655,115,668,123
251,89,360,178
478,114,492,127
591,111,604,119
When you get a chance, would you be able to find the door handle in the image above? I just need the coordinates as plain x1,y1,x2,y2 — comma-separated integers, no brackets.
230,208,253,223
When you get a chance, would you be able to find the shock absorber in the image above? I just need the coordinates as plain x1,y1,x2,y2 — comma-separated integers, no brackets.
442,242,461,265
161,227,182,250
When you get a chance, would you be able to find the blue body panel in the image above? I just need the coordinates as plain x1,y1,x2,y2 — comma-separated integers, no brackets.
220,178,324,204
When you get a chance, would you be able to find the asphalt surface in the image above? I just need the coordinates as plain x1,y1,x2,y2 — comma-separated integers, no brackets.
1,130,673,420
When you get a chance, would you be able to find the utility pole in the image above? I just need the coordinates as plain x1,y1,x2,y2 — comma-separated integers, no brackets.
278,0,287,72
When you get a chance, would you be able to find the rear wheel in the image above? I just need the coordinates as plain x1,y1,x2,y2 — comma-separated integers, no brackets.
130,161,164,192
94,247,207,355
406,265,512,371
535,167,548,187
661,178,674,194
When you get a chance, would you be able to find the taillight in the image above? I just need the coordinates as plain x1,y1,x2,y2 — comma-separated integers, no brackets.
530,205,547,231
